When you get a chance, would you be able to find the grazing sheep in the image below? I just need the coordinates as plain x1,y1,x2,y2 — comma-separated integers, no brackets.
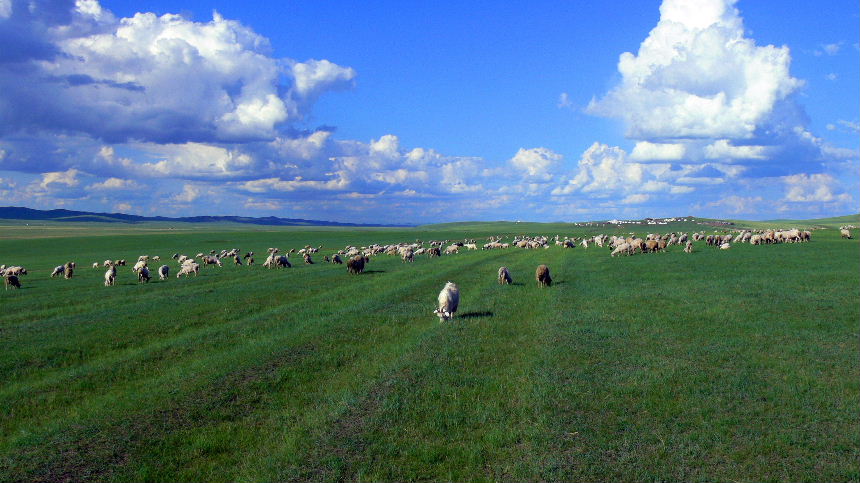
684,241,693,253
428,247,441,257
497,266,512,285
841,229,852,239
138,266,151,283
331,254,343,264
433,281,460,322
92,262,99,269
4,266,27,277
719,242,731,250
177,262,200,278
152,256,160,262
610,243,631,257
103,260,113,268
535,264,552,287
116,260,127,266
323,255,330,263
104,265,117,286
50,265,65,278
5,274,21,290
445,245,460,255
132,260,147,273
202,256,222,267
276,255,291,268
401,248,414,263
347,255,367,274
247,257,254,266
303,254,314,264
64,262,74,279
158,265,170,280
233,255,243,266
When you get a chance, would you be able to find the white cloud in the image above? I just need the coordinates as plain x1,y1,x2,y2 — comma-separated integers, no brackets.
509,147,563,181
87,177,139,190
40,169,80,189
114,202,133,212
172,184,201,203
704,139,769,160
782,173,850,203
620,193,650,204
588,0,801,141
0,3,354,144
557,92,572,109
630,141,686,161
291,59,356,101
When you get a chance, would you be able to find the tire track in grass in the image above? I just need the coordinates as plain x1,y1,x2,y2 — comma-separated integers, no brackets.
1,255,446,434
287,247,570,481
2,250,514,482
0,263,345,385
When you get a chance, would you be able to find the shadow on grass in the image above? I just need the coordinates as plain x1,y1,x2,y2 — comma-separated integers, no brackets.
362,270,386,274
459,311,494,319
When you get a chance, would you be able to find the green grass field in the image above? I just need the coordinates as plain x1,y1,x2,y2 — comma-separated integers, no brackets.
1,217,858,482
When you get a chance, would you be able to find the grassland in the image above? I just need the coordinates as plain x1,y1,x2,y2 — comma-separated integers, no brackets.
0,218,858,482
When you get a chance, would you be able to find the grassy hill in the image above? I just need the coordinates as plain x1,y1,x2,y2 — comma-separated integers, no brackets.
0,219,857,481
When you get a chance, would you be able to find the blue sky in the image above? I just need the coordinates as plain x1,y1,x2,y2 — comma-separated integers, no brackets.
0,0,857,223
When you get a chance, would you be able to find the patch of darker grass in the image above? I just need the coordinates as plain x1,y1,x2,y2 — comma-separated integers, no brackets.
5,344,316,483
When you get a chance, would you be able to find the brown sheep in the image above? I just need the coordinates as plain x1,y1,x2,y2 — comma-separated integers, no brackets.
535,264,552,287
4,274,21,290
347,255,367,274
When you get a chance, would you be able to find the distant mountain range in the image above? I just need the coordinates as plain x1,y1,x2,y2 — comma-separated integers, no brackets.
0,206,413,227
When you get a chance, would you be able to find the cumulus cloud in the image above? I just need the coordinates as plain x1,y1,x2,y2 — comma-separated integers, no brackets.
782,173,851,203
0,1,353,145
629,141,686,161
509,147,563,181
40,168,80,189
588,0,801,141
87,177,139,190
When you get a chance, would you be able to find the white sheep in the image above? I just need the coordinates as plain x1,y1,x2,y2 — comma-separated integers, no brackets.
611,243,631,257
720,242,731,250
50,265,65,278
434,282,460,322
104,265,117,286
158,265,169,280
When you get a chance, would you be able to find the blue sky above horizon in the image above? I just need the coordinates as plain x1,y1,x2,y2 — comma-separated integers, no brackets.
0,0,857,223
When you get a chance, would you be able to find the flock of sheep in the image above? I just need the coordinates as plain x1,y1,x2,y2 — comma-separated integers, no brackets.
1,226,851,321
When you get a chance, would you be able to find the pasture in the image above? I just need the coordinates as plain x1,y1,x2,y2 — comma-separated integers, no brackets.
1,218,858,481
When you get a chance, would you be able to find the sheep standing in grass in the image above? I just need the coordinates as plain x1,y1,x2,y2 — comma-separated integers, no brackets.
720,242,731,250
51,265,65,278
841,229,852,239
138,266,151,283
498,266,512,285
92,262,99,269
347,255,367,274
158,265,169,280
684,241,693,253
64,262,74,279
303,254,314,264
611,243,631,257
104,265,117,286
535,265,552,287
433,282,460,322
5,274,20,290
177,262,200,278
